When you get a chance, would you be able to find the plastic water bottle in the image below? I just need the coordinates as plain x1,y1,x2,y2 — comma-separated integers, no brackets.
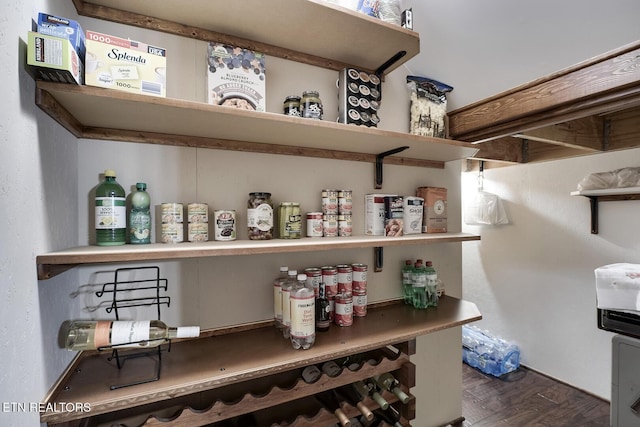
273,266,288,329
462,325,520,376
281,270,297,339
411,260,428,309
425,261,439,307
401,259,413,304
290,273,315,350
129,182,151,244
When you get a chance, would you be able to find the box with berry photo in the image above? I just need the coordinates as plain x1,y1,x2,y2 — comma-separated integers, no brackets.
206,43,266,112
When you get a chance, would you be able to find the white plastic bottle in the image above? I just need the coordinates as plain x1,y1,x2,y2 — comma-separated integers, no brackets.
289,273,315,350
281,270,297,339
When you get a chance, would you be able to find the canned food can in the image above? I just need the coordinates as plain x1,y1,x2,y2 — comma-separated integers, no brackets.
352,263,368,293
161,222,184,243
322,266,338,296
305,267,322,297
353,290,367,317
321,189,339,215
334,292,353,326
187,203,208,223
337,264,353,294
214,210,236,241
161,203,183,224
188,222,209,242
338,190,353,214
338,214,353,237
323,214,338,237
306,212,323,237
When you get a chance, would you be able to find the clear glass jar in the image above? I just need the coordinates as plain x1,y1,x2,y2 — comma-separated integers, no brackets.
278,202,301,239
283,95,301,116
301,90,323,120
247,192,273,240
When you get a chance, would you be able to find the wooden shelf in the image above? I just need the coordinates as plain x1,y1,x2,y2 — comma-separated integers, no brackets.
40,296,481,424
571,186,640,234
36,232,481,279
448,41,640,164
74,0,420,74
35,82,478,168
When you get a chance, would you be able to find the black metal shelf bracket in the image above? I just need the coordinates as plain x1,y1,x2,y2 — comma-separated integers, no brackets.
375,146,410,189
589,196,599,234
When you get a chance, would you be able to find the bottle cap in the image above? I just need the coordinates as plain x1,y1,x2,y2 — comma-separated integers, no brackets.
288,270,297,276
136,182,147,190
176,326,200,338
297,273,307,281
104,169,116,177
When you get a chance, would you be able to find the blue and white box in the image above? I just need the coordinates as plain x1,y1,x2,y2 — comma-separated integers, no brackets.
37,13,86,63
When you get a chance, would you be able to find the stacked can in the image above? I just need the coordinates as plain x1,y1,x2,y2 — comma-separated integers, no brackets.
321,266,338,322
335,263,354,327
321,189,338,237
352,263,368,317
161,203,184,243
305,267,322,297
187,203,209,242
338,190,353,237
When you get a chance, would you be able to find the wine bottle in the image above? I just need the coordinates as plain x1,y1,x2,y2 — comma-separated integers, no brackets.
63,320,200,351
353,380,389,410
373,404,403,427
336,385,374,421
315,390,351,427
316,282,331,332
373,373,411,404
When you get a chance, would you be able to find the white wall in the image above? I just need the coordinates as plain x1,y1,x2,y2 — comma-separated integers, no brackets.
406,0,640,401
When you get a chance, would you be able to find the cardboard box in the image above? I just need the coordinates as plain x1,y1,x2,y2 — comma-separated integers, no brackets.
384,196,404,237
36,13,85,63
27,32,83,85
206,43,266,111
365,194,394,236
416,187,447,233
85,30,166,97
403,196,424,234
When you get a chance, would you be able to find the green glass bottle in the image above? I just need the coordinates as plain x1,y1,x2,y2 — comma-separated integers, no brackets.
129,182,151,244
95,170,126,246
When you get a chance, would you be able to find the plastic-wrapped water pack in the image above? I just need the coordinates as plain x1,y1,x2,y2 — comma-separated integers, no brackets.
462,325,520,377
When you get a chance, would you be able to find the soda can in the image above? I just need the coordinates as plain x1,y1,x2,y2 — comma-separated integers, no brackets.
353,290,367,317
334,292,353,326
352,263,368,293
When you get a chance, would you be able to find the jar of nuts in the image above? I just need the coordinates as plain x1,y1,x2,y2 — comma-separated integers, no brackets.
247,192,273,240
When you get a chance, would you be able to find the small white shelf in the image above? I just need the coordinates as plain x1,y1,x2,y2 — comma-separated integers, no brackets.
571,187,640,234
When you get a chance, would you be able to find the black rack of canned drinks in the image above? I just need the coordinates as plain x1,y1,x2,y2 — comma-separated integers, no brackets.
94,265,171,390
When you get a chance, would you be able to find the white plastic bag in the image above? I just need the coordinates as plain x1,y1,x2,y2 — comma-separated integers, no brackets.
465,190,509,225
577,167,640,191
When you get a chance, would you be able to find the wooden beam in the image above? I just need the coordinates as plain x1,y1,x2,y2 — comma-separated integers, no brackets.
512,116,604,152
607,105,640,151
470,137,523,163
448,41,640,142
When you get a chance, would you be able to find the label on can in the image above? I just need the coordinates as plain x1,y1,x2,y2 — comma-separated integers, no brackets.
352,263,368,293
306,212,323,237
338,214,352,237
322,266,338,296
322,189,339,215
161,203,183,223
161,222,184,243
188,222,209,242
338,190,353,215
323,214,338,237
334,293,353,326
187,203,208,223
305,267,322,297
353,291,367,317
214,210,236,241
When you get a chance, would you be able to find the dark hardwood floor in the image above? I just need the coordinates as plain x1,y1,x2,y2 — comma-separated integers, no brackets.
460,363,610,426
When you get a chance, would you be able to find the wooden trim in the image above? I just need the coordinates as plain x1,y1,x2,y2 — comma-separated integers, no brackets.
448,41,640,142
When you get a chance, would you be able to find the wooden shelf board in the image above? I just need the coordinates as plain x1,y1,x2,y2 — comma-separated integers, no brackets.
35,82,478,166
40,296,481,424
36,233,481,279
76,0,419,74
